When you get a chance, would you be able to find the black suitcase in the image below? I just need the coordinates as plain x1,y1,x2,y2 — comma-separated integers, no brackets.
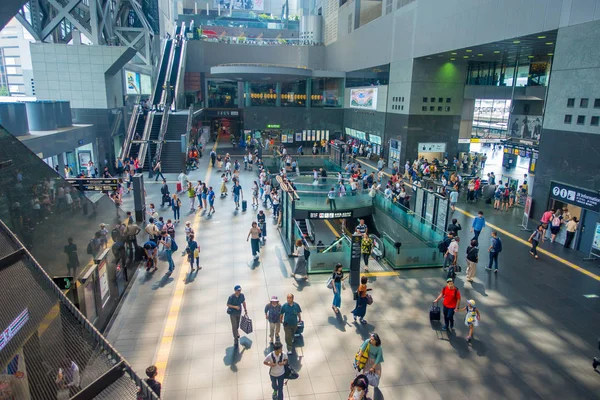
294,320,304,337
241,200,247,212
429,303,441,321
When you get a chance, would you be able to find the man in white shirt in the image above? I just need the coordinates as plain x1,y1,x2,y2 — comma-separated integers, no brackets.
444,237,460,271
264,342,288,400
449,190,459,211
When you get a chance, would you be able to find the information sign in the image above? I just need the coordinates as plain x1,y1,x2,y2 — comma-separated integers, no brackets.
66,178,119,191
549,181,600,212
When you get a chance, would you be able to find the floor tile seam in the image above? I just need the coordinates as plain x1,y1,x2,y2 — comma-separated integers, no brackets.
151,135,220,384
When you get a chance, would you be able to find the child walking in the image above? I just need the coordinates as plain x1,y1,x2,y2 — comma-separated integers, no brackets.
457,299,480,342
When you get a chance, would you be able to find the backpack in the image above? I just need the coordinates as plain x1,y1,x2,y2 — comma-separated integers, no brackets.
494,237,503,252
438,237,450,253
86,239,94,255
167,224,175,236
170,238,178,252
504,188,510,197
552,216,561,227
111,227,121,242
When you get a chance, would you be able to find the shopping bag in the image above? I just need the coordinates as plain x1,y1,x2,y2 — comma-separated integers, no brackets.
284,364,299,380
240,314,253,334
366,294,373,305
365,371,380,387
326,277,333,289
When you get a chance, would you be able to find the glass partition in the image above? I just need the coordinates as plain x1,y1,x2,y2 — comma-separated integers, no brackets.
306,235,351,274
249,82,277,106
281,80,307,107
381,231,443,269
311,78,343,107
295,190,373,211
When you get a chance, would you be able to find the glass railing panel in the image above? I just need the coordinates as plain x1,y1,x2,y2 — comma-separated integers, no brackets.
306,235,351,274
295,190,373,211
382,232,443,269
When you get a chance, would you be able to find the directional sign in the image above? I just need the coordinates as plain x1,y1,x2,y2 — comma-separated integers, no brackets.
53,276,74,290
66,178,119,192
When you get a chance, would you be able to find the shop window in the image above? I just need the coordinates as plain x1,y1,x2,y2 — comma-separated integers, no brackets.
429,106,435,111
430,97,435,103
591,116,599,126
564,114,572,124
567,98,575,107
446,98,451,103
594,98,600,108
577,115,585,125
438,98,443,103
423,97,428,103
437,106,443,111
445,106,451,112
422,106,427,111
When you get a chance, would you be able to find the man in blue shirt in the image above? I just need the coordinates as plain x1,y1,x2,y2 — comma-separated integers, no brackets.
486,231,502,272
160,231,175,274
232,182,243,210
280,293,302,355
143,241,158,272
471,211,486,242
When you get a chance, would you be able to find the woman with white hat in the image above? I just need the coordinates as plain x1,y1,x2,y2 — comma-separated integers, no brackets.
264,296,282,345
457,299,480,342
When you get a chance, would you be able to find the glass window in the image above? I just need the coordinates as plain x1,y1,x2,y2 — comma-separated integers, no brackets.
311,78,342,108
445,106,450,112
421,106,427,111
345,64,389,88
577,115,585,125
423,97,427,103
580,98,589,108
591,116,599,126
430,97,435,103
438,98,443,103
567,98,575,107
429,106,435,111
446,98,451,103
207,80,238,108
249,83,276,107
4,57,17,65
594,99,600,108
6,67,17,75
472,98,511,139
564,114,572,124
281,80,306,107
437,106,442,111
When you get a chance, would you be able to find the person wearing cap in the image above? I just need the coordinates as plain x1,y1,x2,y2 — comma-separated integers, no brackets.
433,278,461,331
457,299,480,342
227,285,247,345
264,296,282,344
263,342,287,400
98,223,109,248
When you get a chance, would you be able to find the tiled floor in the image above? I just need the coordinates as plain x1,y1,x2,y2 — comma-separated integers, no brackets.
106,139,600,400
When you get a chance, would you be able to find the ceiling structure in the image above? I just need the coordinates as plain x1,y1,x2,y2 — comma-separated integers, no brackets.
0,0,27,31
423,30,558,65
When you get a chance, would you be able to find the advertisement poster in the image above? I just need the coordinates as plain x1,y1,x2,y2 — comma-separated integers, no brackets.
325,130,330,140
350,88,378,110
524,195,532,218
593,223,600,251
311,130,316,141
140,74,152,95
213,0,264,11
295,132,302,142
287,133,293,143
281,134,287,143
302,130,307,141
508,114,543,141
125,70,152,95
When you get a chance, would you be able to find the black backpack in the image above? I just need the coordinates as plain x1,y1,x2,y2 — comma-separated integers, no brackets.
438,237,450,253
111,227,122,242
86,239,94,255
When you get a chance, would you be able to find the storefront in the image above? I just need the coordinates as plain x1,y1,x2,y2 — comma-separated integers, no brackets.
344,128,383,157
547,181,600,251
418,142,446,162
502,141,538,174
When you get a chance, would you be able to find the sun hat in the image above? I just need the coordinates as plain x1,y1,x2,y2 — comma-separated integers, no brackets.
446,278,453,282
467,299,476,306
270,295,279,302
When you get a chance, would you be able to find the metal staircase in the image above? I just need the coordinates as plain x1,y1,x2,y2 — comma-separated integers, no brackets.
160,113,188,173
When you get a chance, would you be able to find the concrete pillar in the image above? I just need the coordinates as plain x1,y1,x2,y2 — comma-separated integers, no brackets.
244,82,251,107
276,82,282,107
306,78,312,108
237,81,244,108
354,0,361,30
57,153,66,177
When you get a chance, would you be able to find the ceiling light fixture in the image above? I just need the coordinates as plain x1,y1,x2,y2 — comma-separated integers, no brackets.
451,52,457,55
537,35,546,39
466,49,472,53
528,55,534,58
513,40,521,44
477,53,483,56
547,53,554,56
450,58,456,61
463,56,469,59
546,42,553,45
494,50,500,54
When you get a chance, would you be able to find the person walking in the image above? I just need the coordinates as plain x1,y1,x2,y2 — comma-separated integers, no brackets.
232,181,243,210
449,189,458,211
263,342,287,400
457,299,480,342
361,232,373,272
171,194,181,223
207,186,216,215
528,225,544,259
327,187,337,210
257,210,267,243
195,181,203,211
540,208,553,238
354,333,384,387
331,263,347,314
470,211,486,241
252,181,259,208
433,278,461,331
247,221,262,260
264,296,282,344
271,190,280,218
351,276,371,324
486,231,502,272
447,218,462,236
160,230,176,275
292,239,309,279
550,209,563,243
443,236,459,274
564,217,579,249
153,160,165,182
141,366,161,398
465,239,479,282
227,285,248,346
186,234,200,272
160,179,170,207
280,293,302,355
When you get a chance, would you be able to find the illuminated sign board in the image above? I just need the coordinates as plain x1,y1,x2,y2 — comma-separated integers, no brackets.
0,309,29,352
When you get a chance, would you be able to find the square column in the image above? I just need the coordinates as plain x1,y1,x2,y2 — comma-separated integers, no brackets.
276,82,282,107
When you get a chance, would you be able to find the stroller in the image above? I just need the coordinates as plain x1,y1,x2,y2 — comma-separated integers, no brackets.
348,374,371,400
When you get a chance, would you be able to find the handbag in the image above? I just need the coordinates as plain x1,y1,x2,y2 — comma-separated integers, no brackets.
240,314,253,334
366,294,373,305
326,277,333,289
365,371,380,388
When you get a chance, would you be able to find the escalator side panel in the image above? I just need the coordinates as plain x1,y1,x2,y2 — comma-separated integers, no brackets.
152,39,173,106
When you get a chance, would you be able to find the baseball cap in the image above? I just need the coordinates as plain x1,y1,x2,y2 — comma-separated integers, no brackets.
270,295,278,302
234,285,242,291
446,278,453,282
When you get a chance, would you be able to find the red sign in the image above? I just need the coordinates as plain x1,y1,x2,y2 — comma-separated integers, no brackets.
524,195,532,218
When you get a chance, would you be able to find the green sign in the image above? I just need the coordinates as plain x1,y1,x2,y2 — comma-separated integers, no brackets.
53,276,74,290
267,124,281,129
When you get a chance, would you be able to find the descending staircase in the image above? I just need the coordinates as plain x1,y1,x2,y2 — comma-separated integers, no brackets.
160,114,188,173
295,219,315,243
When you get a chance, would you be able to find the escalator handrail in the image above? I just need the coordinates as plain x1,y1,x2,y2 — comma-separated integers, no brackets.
155,108,170,162
172,39,187,111
159,36,178,107
120,105,139,160
137,111,155,168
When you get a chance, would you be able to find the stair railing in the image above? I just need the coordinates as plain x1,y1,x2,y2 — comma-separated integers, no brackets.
173,39,187,111
137,110,155,169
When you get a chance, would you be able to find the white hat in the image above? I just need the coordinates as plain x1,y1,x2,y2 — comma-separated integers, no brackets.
270,296,279,302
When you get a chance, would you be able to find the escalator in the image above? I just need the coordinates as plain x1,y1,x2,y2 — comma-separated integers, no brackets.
295,219,315,243
144,113,163,169
345,215,380,237
167,23,185,110
151,39,173,106
126,111,146,161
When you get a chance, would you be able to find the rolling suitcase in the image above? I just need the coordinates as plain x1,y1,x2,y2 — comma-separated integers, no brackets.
176,182,182,192
241,200,247,212
429,302,441,321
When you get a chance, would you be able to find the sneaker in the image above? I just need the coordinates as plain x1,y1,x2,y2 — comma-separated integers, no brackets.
441,326,448,331
272,390,278,399
287,350,293,355
494,269,498,273
485,267,491,271
360,319,367,324
353,316,357,322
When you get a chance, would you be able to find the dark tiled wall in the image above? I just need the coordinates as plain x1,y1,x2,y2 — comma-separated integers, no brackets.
532,128,600,217
343,109,387,137
243,107,344,133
